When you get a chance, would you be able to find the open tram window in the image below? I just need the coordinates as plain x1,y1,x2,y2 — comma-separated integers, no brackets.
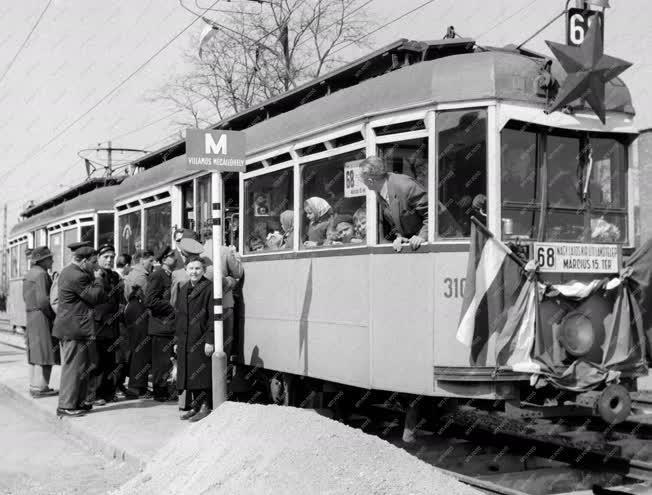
376,138,428,243
223,171,240,249
196,175,211,242
244,167,293,253
436,109,487,238
180,180,195,231
300,149,366,249
500,121,629,243
81,225,94,246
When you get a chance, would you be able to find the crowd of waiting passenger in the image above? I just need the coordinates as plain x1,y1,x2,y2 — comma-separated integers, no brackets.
21,227,243,424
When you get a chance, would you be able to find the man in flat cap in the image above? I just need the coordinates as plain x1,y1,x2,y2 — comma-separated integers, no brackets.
86,244,124,406
145,246,177,401
52,242,104,417
123,250,154,398
23,246,59,398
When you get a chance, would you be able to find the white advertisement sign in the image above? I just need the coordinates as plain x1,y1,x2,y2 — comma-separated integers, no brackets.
532,242,619,274
344,159,366,198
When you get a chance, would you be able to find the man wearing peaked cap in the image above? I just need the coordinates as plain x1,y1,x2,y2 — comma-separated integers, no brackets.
52,240,104,417
67,240,93,251
86,244,124,406
23,246,59,398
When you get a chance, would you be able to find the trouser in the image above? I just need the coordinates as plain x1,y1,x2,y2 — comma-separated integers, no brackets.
151,335,174,397
87,338,118,402
29,365,52,391
128,323,151,392
188,388,212,410
223,308,234,363
115,322,131,390
58,340,92,410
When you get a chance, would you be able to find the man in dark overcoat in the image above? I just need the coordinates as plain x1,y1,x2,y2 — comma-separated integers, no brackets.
86,244,123,405
23,246,59,398
145,246,177,401
52,243,104,417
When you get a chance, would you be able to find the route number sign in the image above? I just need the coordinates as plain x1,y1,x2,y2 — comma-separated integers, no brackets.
567,7,604,47
344,159,366,198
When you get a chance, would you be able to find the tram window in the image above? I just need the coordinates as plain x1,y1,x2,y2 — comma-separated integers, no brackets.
50,232,62,274
300,149,366,249
63,228,78,267
180,180,195,231
588,138,626,209
145,203,172,255
19,243,29,277
223,171,240,249
196,175,211,242
97,213,114,247
81,226,94,246
547,135,581,208
10,246,18,278
118,211,142,256
244,167,293,253
437,109,487,238
377,138,428,243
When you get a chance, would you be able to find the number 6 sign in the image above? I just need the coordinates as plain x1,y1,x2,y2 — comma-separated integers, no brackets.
567,7,604,47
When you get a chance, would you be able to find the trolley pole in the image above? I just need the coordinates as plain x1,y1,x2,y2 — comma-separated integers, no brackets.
211,171,227,407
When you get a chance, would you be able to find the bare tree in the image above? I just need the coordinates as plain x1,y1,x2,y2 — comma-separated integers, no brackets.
152,0,373,127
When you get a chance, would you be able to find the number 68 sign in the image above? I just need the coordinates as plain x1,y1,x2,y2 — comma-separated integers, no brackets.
567,7,604,47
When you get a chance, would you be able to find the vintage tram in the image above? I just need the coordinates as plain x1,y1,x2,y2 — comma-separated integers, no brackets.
6,36,642,423
7,178,121,332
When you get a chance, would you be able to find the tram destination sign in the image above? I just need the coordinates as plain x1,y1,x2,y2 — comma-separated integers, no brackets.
186,129,246,172
344,159,366,198
532,242,619,274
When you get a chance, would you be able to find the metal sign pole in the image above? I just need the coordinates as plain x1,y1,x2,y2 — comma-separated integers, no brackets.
211,170,227,407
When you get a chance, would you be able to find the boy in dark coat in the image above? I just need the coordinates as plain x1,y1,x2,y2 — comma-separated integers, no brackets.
145,246,177,401
86,244,123,406
52,243,104,417
23,246,59,397
175,256,214,422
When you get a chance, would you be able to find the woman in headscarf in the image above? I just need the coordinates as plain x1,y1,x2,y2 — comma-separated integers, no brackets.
303,197,332,247
280,210,294,249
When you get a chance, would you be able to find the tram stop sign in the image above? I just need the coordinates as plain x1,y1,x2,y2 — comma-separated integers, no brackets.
186,129,246,172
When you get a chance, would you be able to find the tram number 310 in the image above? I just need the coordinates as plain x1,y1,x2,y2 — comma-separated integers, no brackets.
443,278,465,298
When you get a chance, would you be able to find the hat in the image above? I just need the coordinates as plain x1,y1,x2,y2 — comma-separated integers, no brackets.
68,241,93,252
157,245,175,263
74,246,96,259
178,238,204,255
25,248,34,258
31,246,52,263
174,228,198,242
97,244,115,256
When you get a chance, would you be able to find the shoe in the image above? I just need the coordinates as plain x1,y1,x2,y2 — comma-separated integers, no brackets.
180,409,198,420
114,390,127,400
92,399,107,406
153,395,169,402
79,402,93,411
30,388,58,398
56,408,86,417
140,390,154,400
188,404,211,423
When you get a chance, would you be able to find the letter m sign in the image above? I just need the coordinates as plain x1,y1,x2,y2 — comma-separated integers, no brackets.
186,128,246,172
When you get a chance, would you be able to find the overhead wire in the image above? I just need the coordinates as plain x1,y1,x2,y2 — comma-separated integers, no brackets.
0,0,225,184
0,0,53,86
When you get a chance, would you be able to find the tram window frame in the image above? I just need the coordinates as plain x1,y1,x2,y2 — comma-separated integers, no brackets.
299,148,367,251
436,108,488,240
117,209,143,256
500,121,630,244
144,202,172,255
243,165,294,254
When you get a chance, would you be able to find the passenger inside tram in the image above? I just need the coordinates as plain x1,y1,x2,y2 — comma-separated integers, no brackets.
303,197,333,248
352,207,366,243
279,210,294,249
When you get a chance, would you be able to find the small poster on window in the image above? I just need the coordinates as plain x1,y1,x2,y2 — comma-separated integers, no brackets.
344,159,366,198
253,192,272,216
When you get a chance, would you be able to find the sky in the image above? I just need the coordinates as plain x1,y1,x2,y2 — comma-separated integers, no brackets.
1,0,649,235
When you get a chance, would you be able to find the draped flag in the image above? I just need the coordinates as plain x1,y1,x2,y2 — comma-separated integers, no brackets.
456,221,526,365
199,17,219,59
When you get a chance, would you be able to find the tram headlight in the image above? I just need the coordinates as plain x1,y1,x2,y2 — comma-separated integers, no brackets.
558,311,595,357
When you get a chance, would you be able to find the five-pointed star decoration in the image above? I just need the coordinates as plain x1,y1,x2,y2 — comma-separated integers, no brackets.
545,16,632,124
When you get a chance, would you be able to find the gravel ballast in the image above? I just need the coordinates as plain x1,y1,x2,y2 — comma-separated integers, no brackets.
113,402,481,495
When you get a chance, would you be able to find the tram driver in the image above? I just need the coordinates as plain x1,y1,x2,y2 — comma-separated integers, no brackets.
360,155,428,252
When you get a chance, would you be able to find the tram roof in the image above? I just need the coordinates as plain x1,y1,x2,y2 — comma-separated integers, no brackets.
21,177,125,218
115,154,189,202
129,46,635,171
10,184,121,237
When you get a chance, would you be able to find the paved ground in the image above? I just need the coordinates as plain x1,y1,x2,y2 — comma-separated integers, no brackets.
0,390,138,495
